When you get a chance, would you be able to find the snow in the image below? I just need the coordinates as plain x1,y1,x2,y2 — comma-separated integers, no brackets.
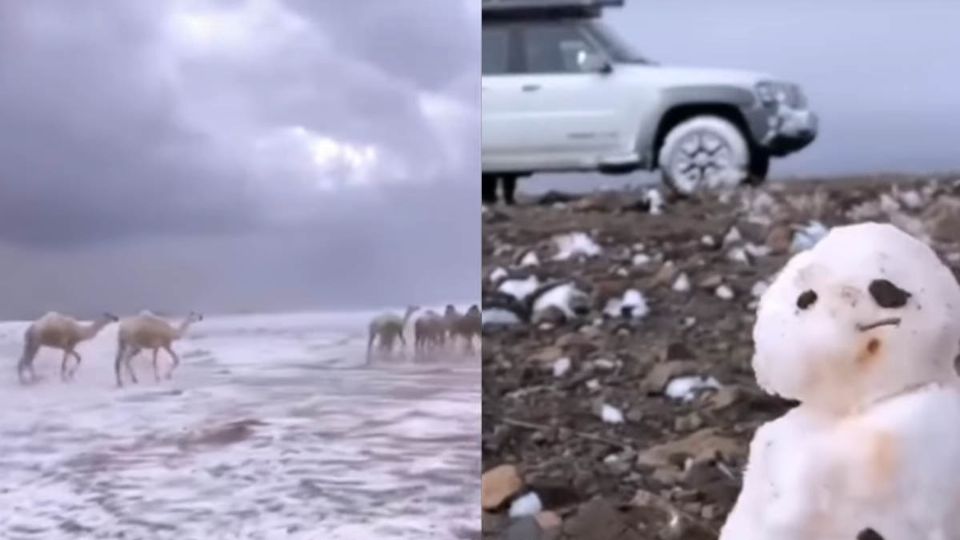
599,404,625,424
726,222,960,540
632,253,652,267
672,273,691,292
0,310,480,539
602,289,649,320
498,275,539,302
665,376,721,402
508,492,543,518
716,285,735,300
552,357,572,378
519,251,540,267
531,283,588,320
553,232,602,261
646,189,664,215
489,267,508,283
482,308,522,327
789,220,828,252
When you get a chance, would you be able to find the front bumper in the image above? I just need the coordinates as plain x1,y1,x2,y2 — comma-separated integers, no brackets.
748,105,818,156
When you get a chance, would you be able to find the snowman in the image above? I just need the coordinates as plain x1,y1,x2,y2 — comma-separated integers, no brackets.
720,222,960,540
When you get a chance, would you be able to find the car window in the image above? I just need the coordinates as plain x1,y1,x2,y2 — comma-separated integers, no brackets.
521,23,596,74
482,27,511,75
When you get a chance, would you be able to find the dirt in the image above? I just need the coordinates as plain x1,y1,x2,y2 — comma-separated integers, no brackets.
480,174,960,539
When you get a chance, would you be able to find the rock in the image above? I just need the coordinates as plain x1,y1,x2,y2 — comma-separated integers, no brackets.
707,386,740,410
482,464,524,510
765,224,793,254
531,346,564,364
503,516,543,540
636,428,744,470
535,511,562,531
563,499,638,540
653,262,677,286
923,196,960,242
697,274,723,289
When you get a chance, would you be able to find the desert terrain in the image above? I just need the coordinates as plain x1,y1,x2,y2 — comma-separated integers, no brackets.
481,175,960,539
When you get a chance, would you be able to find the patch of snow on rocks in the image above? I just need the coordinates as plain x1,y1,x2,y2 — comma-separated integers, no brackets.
632,253,652,267
508,492,543,518
482,309,522,327
489,267,508,283
791,221,829,252
673,273,691,292
665,375,721,402
519,251,540,267
716,285,735,300
600,404,625,424
498,275,540,302
646,189,664,215
553,357,572,378
553,232,602,261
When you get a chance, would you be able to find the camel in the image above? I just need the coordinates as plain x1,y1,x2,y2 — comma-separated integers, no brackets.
414,310,447,358
18,311,119,383
114,311,203,387
448,304,481,355
366,305,419,363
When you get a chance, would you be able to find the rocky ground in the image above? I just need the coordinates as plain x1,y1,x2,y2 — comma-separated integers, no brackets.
480,174,960,540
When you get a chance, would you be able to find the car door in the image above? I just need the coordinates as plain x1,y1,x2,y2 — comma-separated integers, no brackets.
511,21,622,169
481,24,527,172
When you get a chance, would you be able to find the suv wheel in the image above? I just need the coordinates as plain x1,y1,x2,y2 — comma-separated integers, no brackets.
658,116,753,196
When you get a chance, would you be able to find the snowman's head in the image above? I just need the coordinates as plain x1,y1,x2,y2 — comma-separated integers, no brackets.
753,222,960,411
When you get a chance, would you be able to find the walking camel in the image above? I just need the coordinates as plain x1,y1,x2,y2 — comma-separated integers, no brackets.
414,310,447,359
366,305,419,363
448,304,481,355
18,311,118,383
115,311,203,387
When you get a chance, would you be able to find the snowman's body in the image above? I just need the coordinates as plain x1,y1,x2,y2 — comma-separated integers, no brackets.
721,223,960,540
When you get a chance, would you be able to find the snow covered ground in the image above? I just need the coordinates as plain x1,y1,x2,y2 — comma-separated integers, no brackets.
0,310,480,540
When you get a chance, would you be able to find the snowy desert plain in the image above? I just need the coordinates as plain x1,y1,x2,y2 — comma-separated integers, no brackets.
0,309,481,540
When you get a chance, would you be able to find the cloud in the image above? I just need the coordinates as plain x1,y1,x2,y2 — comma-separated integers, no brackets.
0,0,478,316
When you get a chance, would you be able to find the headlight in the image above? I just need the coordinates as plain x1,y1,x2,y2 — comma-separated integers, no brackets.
755,81,802,108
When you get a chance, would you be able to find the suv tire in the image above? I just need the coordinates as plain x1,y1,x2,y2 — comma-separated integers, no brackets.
658,115,753,196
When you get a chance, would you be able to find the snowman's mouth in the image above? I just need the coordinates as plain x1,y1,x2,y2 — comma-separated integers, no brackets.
857,318,901,332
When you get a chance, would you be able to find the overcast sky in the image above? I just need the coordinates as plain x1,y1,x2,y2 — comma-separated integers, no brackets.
0,0,479,319
611,0,960,175
532,0,960,192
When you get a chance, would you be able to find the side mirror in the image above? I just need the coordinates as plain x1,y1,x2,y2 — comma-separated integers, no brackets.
577,50,613,74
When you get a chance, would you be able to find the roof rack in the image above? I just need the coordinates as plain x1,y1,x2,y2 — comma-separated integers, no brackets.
482,0,625,20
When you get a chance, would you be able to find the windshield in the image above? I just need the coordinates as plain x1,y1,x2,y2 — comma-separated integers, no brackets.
585,20,652,64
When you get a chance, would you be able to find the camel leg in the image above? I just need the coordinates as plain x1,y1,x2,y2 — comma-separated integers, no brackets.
125,347,140,384
67,350,82,379
18,341,39,384
115,344,127,387
152,349,161,382
366,328,377,364
61,350,71,382
164,346,180,380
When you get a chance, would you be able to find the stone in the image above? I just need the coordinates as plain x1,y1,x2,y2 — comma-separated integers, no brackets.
923,196,960,242
765,224,793,254
503,516,543,540
535,511,563,531
636,428,744,470
482,464,524,510
530,346,564,364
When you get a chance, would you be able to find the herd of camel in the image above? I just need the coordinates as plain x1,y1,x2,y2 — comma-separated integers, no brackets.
14,310,203,387
366,304,481,362
10,303,480,387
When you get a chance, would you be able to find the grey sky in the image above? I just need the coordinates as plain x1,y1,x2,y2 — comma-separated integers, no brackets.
529,0,960,193
611,0,960,175
0,0,479,319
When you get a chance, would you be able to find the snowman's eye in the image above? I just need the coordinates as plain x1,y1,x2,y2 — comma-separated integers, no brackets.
797,290,818,310
869,279,911,308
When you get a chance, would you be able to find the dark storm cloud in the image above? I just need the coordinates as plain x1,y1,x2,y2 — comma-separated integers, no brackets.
0,0,478,317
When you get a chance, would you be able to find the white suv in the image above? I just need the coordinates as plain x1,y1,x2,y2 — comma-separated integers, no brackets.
481,0,818,203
